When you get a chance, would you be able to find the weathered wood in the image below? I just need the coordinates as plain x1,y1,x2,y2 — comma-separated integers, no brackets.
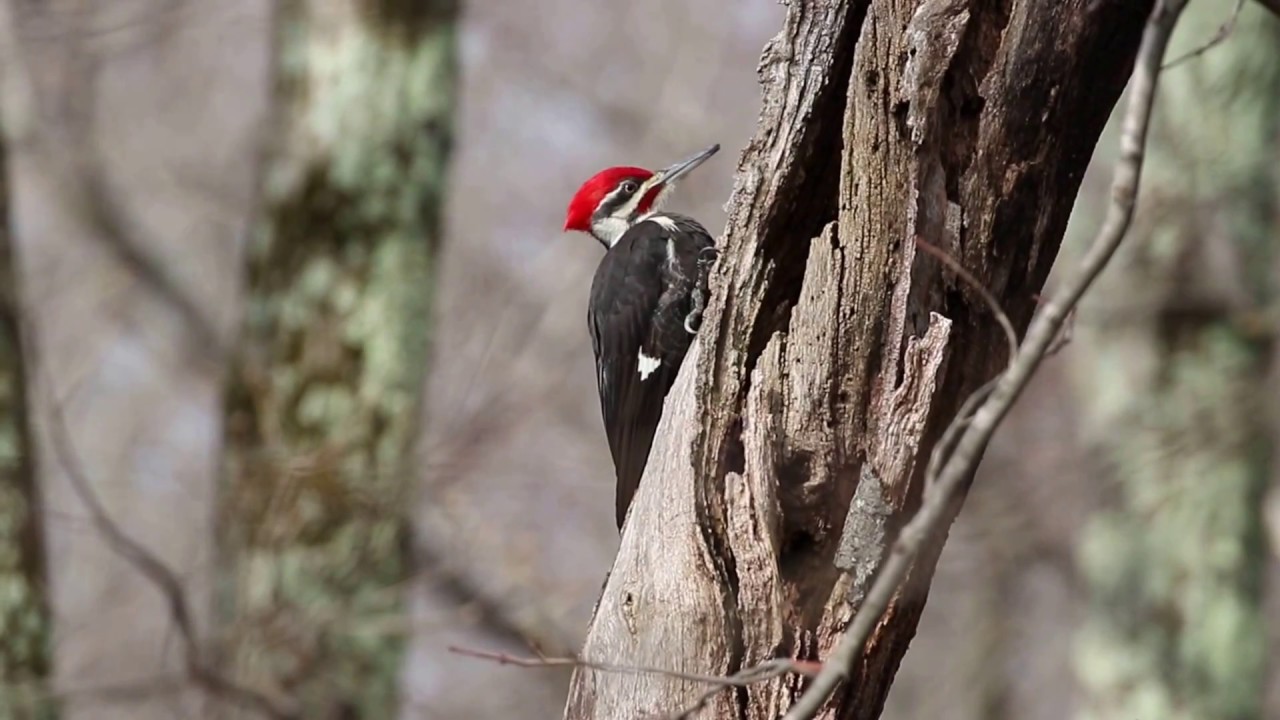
565,1,1153,718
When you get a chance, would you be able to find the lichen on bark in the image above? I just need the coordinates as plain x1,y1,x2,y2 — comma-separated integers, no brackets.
0,124,53,717
0,124,53,720
221,2,456,717
1073,6,1279,719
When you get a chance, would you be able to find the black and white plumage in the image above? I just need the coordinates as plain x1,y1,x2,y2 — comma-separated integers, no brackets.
588,214,714,528
564,145,720,529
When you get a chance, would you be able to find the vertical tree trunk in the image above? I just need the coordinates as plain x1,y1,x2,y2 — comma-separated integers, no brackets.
564,1,1152,718
0,116,52,720
1072,5,1279,719
221,2,456,717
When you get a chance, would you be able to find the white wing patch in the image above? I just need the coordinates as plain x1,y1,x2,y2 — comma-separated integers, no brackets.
638,350,661,381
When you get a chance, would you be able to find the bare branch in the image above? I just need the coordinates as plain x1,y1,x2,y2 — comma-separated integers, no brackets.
23,327,298,719
74,164,230,362
1163,0,1244,70
451,645,817,687
914,237,1018,367
414,521,579,656
0,1,228,365
780,1,1189,717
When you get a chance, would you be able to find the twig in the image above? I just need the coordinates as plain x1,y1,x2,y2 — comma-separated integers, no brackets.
915,237,1018,367
1162,0,1244,70
452,645,818,718
451,645,817,685
22,320,298,718
77,164,230,362
0,1,228,365
913,237,1017,491
415,519,579,656
663,659,813,720
923,376,996,492
780,1,1189,718
3,6,284,715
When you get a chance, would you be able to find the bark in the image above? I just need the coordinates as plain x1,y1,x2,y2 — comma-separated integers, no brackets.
220,2,457,717
0,108,52,720
564,1,1153,718
1072,5,1279,719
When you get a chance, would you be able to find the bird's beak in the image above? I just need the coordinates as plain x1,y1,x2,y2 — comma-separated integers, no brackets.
651,143,720,187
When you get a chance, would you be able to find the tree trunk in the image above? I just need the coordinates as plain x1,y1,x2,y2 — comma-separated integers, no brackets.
564,1,1152,718
220,2,457,717
1072,5,1279,719
0,112,52,720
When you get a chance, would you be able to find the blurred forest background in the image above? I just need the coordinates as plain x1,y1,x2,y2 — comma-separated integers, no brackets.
0,0,1277,719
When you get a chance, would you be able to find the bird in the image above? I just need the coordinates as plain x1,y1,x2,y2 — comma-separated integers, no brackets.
563,144,720,530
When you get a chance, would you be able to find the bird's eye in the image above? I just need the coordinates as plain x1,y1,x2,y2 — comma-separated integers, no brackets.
620,180,639,194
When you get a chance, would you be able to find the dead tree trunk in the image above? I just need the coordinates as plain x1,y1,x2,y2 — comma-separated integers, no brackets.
565,1,1153,718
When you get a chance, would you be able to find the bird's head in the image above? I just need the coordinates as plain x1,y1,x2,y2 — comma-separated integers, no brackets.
564,144,719,248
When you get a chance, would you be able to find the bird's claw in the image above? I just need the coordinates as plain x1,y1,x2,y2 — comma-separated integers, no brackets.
697,246,719,268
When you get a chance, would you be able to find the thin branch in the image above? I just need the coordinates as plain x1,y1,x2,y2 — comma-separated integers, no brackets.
915,237,1018,367
451,645,817,686
0,1,228,365
1029,292,1079,355
414,520,579,656
1162,0,1244,70
76,164,230,362
914,237,1016,491
663,659,812,720
780,1,1189,718
923,376,996,492
453,645,816,717
23,327,298,720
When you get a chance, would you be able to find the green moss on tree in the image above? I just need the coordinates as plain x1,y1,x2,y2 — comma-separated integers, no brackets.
0,129,54,720
1073,6,1279,720
221,3,456,717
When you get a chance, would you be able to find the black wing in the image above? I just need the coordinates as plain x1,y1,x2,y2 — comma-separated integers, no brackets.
587,214,714,529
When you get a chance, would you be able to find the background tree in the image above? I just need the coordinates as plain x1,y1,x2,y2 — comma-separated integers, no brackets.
1072,4,1279,719
0,91,52,719
220,1,458,717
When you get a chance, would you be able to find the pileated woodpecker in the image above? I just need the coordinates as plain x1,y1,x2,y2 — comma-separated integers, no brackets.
564,144,720,530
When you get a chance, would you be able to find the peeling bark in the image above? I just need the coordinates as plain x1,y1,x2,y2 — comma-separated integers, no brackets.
564,1,1152,718
220,2,456,717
